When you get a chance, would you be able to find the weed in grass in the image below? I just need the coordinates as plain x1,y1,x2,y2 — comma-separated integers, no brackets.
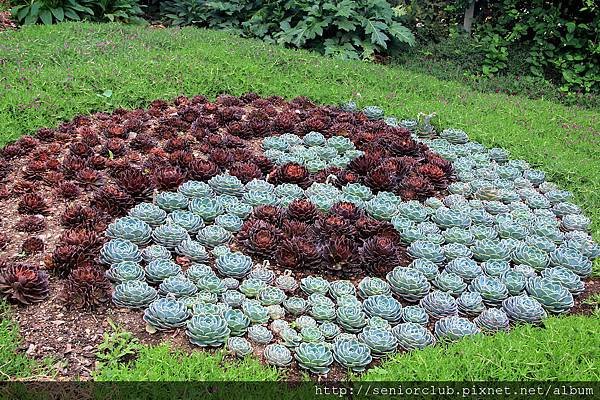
0,300,54,380
95,319,142,370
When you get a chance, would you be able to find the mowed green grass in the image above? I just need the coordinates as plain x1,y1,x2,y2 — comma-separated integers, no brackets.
91,315,599,383
0,22,598,240
0,23,599,382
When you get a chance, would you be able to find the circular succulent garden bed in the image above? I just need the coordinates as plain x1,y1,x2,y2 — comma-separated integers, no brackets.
0,94,598,378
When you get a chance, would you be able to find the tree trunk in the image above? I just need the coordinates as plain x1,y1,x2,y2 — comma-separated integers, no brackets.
463,0,475,34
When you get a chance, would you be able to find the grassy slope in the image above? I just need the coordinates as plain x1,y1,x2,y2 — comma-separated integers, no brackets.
0,23,598,381
0,23,598,239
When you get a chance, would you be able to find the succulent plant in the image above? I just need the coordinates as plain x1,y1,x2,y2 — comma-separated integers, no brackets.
239,278,268,298
434,316,480,341
294,342,334,375
185,263,214,282
211,245,231,258
398,306,428,327
541,267,584,296
358,326,398,358
365,198,398,221
342,183,373,201
300,276,330,295
357,277,391,298
129,203,167,227
502,295,547,324
280,327,302,348
112,280,158,309
186,315,230,347
248,265,276,284
247,325,273,345
225,202,253,219
178,180,214,198
159,275,198,298
196,225,232,248
456,292,485,316
214,251,252,279
526,277,574,314
227,337,253,357
105,217,152,246
511,243,549,271
221,276,239,289
196,274,227,295
392,322,436,351
386,267,431,302
156,192,189,212
481,260,510,277
283,297,309,316
214,214,244,233
362,295,403,325
145,259,181,284
407,241,446,264
275,271,298,293
332,338,372,372
264,344,293,367
309,304,337,322
258,286,287,306
468,275,509,306
440,128,468,144
100,239,142,265
141,245,172,263
431,208,471,229
501,270,527,296
173,239,209,263
471,239,511,262
408,259,439,280
317,321,340,340
242,300,270,324
549,247,592,277
300,326,325,343
192,302,222,316
442,243,473,260
420,291,458,319
329,280,356,300
105,261,145,283
266,304,285,320
433,272,467,296
473,308,510,332
168,210,205,234
152,224,190,249
336,304,367,333
143,297,191,331
219,289,244,307
189,198,224,222
444,258,483,281
396,201,429,223
208,174,245,197
0,264,49,305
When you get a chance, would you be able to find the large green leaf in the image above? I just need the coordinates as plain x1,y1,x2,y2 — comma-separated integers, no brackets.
363,18,389,48
51,7,64,22
39,8,52,25
388,22,415,46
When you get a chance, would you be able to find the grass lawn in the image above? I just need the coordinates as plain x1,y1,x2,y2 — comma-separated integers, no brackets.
0,22,598,382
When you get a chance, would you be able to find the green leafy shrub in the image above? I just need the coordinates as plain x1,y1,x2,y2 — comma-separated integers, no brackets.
11,0,144,25
160,0,415,60
11,0,94,25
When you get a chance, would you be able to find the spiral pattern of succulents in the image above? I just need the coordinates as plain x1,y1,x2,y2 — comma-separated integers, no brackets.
0,94,597,376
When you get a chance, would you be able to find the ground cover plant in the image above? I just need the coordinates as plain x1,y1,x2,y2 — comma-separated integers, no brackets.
0,21,593,382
